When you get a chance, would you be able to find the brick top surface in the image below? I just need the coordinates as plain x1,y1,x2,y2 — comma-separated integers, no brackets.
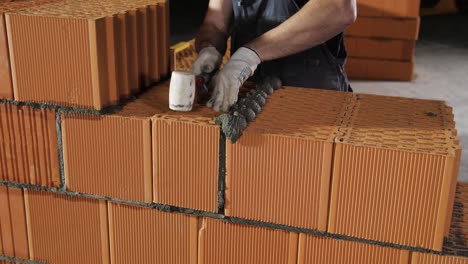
117,81,219,126
7,0,166,18
243,87,351,141
340,93,459,155
0,0,58,13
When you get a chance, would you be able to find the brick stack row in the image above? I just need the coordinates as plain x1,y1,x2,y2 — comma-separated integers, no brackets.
1,0,170,110
345,0,421,81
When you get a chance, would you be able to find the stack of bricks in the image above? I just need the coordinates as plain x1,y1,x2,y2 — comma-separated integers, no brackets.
345,0,421,81
1,0,170,110
0,2,467,264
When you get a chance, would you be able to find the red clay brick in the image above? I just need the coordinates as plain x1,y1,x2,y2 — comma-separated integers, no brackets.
62,81,220,211
346,57,415,81
345,37,415,61
298,233,410,264
5,0,169,109
0,187,29,259
24,190,109,264
226,88,352,231
412,253,468,264
0,0,59,100
108,202,197,264
346,17,420,40
198,218,298,264
357,0,420,18
329,94,460,251
0,104,59,187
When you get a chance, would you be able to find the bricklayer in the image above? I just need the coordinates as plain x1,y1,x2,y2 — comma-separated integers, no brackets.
62,81,220,212
5,0,169,109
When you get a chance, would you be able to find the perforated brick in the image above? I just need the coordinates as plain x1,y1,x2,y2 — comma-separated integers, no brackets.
198,218,298,264
0,104,59,187
25,190,109,264
0,187,29,260
329,94,461,251
226,87,352,231
62,81,220,211
6,0,169,109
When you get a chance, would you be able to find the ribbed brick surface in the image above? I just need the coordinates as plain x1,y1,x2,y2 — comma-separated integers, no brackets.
0,104,59,187
444,182,468,255
357,0,420,18
346,17,420,40
345,38,415,61
198,218,298,264
25,190,109,264
62,81,220,210
412,253,468,264
346,58,415,81
0,0,58,100
226,87,352,231
0,187,29,259
108,202,197,264
62,114,152,202
5,0,169,109
329,94,460,251
298,234,410,264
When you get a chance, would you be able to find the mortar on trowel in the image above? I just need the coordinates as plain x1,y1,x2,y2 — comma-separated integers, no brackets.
169,70,214,112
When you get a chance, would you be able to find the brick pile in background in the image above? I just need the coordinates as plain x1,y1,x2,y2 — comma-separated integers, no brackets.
345,0,421,81
2,0,170,110
1,183,468,264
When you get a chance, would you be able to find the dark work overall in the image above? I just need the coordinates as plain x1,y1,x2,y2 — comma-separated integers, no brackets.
231,0,351,91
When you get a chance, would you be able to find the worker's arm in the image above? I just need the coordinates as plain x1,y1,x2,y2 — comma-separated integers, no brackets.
208,0,356,112
246,0,357,61
192,0,232,75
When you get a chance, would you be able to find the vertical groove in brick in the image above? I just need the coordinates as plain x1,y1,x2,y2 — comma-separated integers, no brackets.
153,118,220,212
25,190,109,264
137,6,149,87
297,233,410,264
115,12,130,98
0,14,13,99
126,9,139,93
62,114,152,202
0,187,29,259
109,202,195,264
0,105,59,187
217,131,226,214
147,4,160,83
156,2,169,77
198,218,297,264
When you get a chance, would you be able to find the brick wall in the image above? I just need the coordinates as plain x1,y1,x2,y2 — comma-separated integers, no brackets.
0,1,467,263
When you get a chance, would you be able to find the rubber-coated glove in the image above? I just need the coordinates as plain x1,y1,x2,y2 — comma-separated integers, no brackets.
192,47,223,76
207,47,261,112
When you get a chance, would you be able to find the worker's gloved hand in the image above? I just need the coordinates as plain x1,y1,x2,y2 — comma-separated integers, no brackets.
192,47,223,76
207,47,261,112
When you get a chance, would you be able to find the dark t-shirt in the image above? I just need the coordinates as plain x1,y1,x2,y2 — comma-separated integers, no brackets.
296,0,346,59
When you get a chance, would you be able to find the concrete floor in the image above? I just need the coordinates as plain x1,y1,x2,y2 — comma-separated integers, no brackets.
170,10,468,182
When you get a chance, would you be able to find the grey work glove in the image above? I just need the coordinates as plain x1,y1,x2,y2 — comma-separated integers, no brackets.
207,47,261,112
192,46,223,76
